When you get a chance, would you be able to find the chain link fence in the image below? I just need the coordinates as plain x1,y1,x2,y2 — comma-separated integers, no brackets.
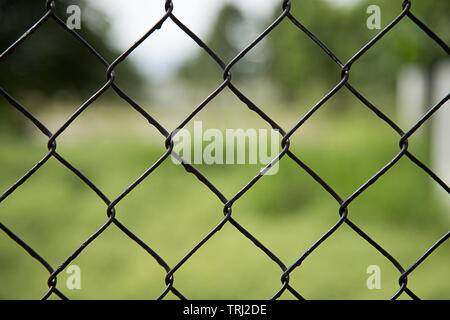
0,0,449,300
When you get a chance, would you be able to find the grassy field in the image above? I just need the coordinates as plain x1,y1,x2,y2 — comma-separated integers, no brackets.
0,104,448,300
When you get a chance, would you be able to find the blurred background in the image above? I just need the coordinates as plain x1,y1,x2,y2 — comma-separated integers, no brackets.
0,0,449,299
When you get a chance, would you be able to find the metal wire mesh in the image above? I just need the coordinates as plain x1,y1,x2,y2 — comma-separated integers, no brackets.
0,0,449,300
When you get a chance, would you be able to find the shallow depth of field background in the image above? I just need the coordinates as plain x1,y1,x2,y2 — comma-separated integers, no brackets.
0,0,449,299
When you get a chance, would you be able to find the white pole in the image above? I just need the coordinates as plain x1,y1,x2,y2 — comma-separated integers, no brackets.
397,65,427,130
431,60,450,208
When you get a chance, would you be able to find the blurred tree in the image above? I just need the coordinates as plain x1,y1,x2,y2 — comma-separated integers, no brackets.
0,0,144,133
266,0,341,102
177,3,245,84
266,0,449,103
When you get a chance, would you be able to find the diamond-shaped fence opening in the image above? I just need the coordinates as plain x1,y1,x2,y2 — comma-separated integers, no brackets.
0,0,448,300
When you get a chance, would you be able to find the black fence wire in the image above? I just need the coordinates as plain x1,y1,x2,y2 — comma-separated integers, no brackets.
0,0,449,300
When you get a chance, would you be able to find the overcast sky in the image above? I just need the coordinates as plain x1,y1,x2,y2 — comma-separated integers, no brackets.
91,0,356,80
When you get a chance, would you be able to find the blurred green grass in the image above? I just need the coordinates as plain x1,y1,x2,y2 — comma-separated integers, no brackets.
0,107,448,300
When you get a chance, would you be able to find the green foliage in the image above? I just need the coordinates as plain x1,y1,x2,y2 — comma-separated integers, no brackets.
266,0,449,102
0,0,144,132
176,0,449,105
177,3,245,84
0,109,448,298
